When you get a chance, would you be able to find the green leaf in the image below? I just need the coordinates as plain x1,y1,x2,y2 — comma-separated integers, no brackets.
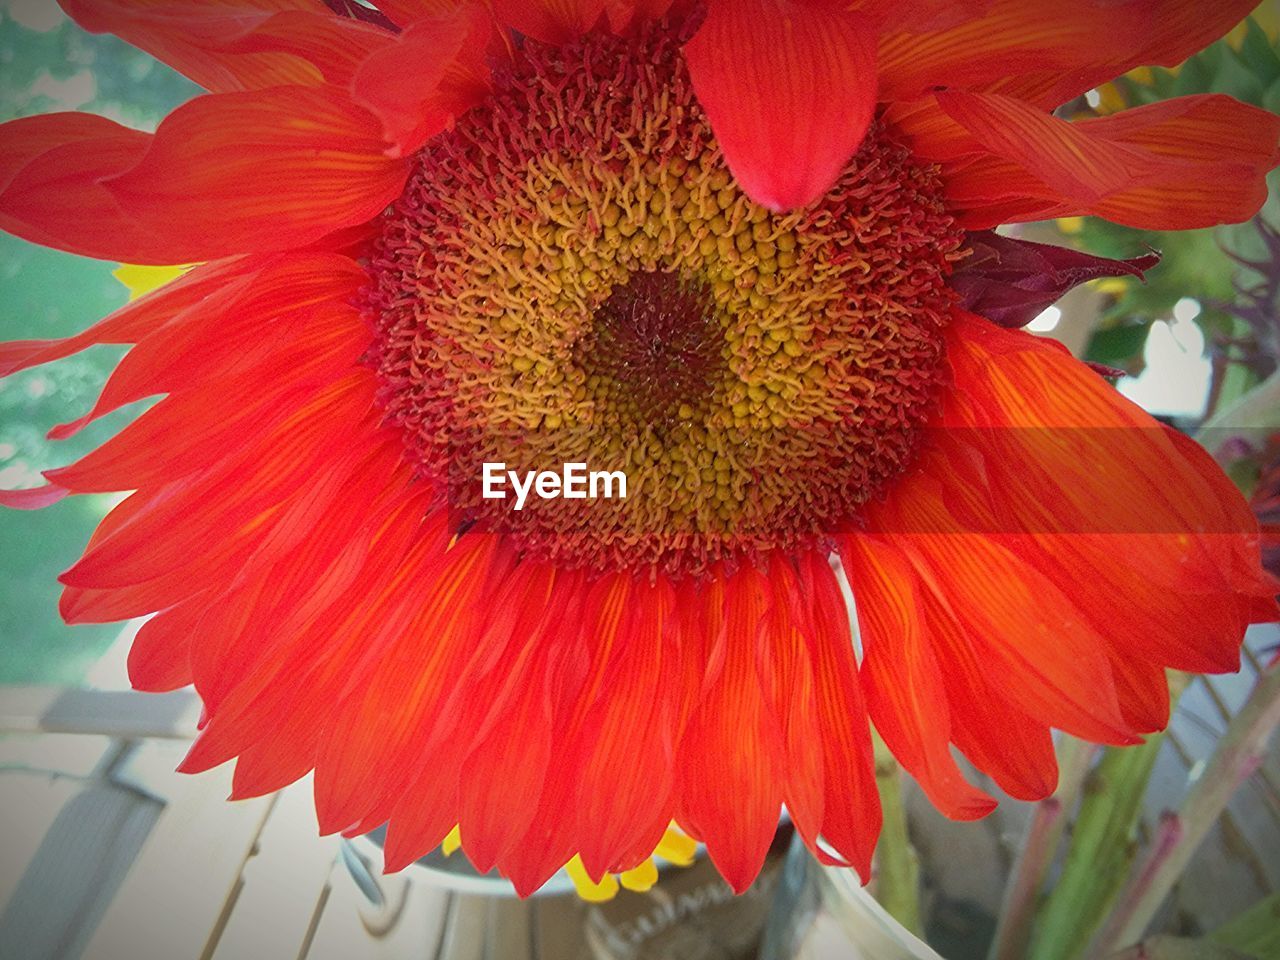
1261,75,1280,114
1237,18,1280,83
1085,323,1152,369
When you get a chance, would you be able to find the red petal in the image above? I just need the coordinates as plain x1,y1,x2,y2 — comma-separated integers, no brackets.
795,552,880,878
878,501,1139,746
45,253,365,442
500,573,633,895
0,485,69,510
369,0,470,26
683,0,878,211
106,87,408,261
936,90,1144,202
572,577,680,878
928,312,1275,680
0,88,408,263
180,494,437,774
58,374,379,589
846,489,1059,800
933,622,1059,802
195,459,421,722
312,532,503,834
879,1,1143,103
0,256,253,378
839,536,998,821
758,556,826,872
48,311,368,493
60,1,394,93
491,0,606,43
863,0,994,34
878,0,1259,108
351,6,497,156
229,710,322,799
892,92,1280,231
986,0,1262,108
604,0,686,32
1080,96,1280,229
676,566,786,892
449,564,567,873
0,113,164,262
127,594,207,692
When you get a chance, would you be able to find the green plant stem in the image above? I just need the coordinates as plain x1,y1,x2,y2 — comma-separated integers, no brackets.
987,738,1098,960
1089,663,1280,955
1209,891,1280,959
872,732,924,937
1103,934,1251,960
1027,673,1191,960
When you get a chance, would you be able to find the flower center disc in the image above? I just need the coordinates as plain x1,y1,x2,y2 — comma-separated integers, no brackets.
365,22,964,577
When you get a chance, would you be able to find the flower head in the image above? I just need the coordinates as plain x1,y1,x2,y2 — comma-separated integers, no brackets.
2,0,1278,896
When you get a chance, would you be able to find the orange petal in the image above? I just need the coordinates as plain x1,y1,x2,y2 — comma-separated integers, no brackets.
879,0,1259,109
839,535,998,821
0,113,167,262
795,551,880,878
183,480,431,761
683,0,878,212
930,313,1277,683
59,373,380,589
127,593,207,692
572,577,680,878
451,564,566,873
312,531,503,834
103,86,409,262
984,0,1262,108
60,0,394,93
0,89,408,263
936,89,1148,202
759,556,827,871
892,91,1280,231
879,0,1143,102
1080,95,1280,229
882,512,1139,746
676,566,785,892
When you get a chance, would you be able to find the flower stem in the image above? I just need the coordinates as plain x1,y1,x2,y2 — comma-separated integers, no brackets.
872,732,924,938
1088,662,1280,955
987,737,1098,960
1027,673,1191,960
1208,890,1280,957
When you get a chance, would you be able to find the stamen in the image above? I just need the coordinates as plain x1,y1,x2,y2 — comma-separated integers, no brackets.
363,21,964,577
575,271,724,425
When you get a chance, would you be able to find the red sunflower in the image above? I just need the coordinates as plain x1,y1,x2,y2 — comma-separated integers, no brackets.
2,0,1279,897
